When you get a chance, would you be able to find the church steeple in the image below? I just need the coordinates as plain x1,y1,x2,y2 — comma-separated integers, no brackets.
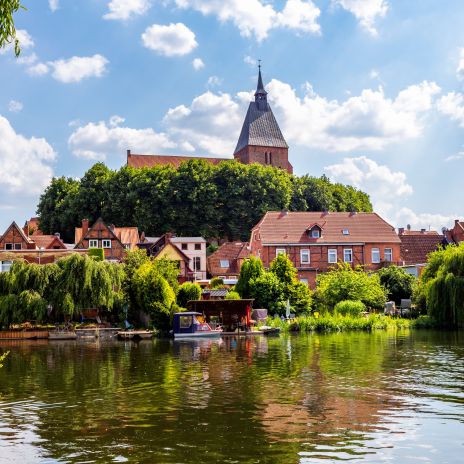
254,63,268,108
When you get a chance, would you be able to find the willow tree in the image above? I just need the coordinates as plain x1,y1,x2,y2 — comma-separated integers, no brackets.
0,0,26,56
421,244,464,328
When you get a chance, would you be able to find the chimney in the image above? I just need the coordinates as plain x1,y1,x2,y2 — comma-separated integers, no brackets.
398,227,404,235
407,224,411,231
23,223,29,237
349,210,357,217
110,224,115,231
421,228,426,234
281,209,289,217
82,219,89,237
456,219,460,226
54,232,60,239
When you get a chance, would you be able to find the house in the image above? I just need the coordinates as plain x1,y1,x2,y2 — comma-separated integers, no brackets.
207,241,250,280
23,217,43,236
249,211,401,287
140,234,207,280
126,66,292,174
138,233,194,282
445,219,464,244
398,227,446,277
74,218,140,261
0,221,72,270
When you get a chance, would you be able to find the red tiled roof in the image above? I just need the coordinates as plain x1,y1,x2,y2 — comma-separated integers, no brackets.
32,235,66,250
208,242,250,276
400,230,439,236
127,153,232,169
252,212,400,244
400,234,444,265
114,227,139,246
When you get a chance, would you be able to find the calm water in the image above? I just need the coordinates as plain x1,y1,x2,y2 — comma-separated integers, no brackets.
0,331,464,463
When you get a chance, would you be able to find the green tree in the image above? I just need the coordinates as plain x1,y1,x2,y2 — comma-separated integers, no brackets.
225,290,241,300
177,282,201,307
316,263,387,311
236,256,264,298
249,272,285,314
419,244,464,328
210,277,224,289
378,265,415,304
270,254,297,287
0,0,26,56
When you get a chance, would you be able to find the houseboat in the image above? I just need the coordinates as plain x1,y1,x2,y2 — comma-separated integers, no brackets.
173,312,222,339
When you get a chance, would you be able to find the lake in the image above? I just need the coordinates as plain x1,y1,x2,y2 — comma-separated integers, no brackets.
1,331,463,463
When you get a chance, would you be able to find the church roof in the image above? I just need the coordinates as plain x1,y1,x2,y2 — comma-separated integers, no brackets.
234,68,288,154
234,102,288,154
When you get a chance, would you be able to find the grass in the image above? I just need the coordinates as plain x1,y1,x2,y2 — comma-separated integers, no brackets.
263,313,438,333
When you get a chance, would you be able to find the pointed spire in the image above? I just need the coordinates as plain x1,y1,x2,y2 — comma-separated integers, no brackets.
255,61,268,107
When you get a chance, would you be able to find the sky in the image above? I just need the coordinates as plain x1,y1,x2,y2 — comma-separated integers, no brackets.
1,0,464,234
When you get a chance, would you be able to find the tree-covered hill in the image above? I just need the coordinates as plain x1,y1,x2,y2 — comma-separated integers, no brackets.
37,160,372,242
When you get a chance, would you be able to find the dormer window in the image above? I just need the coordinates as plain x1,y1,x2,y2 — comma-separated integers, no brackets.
311,229,320,238
307,223,323,239
342,229,350,235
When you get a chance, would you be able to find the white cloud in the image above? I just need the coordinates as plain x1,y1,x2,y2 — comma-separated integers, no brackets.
8,100,23,113
163,91,246,154
437,92,464,127
104,0,151,20
142,23,197,56
207,75,222,87
0,115,56,194
445,150,464,162
0,29,34,55
332,0,388,35
192,58,205,70
244,55,257,67
49,0,59,12
174,0,321,41
276,0,321,35
68,116,177,160
48,54,108,83
457,48,464,81
27,62,49,76
267,79,440,151
324,156,454,231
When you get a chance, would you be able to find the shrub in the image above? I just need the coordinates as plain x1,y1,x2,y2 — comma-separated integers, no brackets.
210,277,224,289
88,248,105,261
236,256,264,298
177,282,201,307
225,290,240,300
334,300,365,317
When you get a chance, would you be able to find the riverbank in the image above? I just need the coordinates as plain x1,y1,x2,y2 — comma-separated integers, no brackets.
263,314,437,333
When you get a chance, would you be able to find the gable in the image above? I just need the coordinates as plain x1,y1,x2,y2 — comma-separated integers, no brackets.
155,243,188,262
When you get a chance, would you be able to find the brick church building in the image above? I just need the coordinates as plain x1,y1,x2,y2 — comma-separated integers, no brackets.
126,66,292,174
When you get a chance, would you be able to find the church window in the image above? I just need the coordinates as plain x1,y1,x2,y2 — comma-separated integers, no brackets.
269,152,272,164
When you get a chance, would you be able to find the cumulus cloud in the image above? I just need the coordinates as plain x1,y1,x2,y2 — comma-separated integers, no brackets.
48,54,108,83
267,79,440,151
192,58,204,70
49,0,59,12
8,100,23,113
27,62,49,76
332,0,388,35
142,23,197,56
104,0,151,20
68,115,177,160
244,55,257,67
0,115,56,194
207,75,223,87
437,92,464,127
174,0,320,41
0,29,34,55
324,156,455,230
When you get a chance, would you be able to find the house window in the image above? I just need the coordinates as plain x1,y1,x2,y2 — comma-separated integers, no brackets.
299,278,309,286
344,249,353,263
0,261,13,272
181,243,188,250
195,243,201,250
193,256,201,271
276,248,286,257
384,248,393,262
311,229,320,238
300,249,310,264
89,239,98,248
4,243,20,250
342,229,350,235
328,249,337,264
220,259,230,268
372,248,380,264
102,240,112,249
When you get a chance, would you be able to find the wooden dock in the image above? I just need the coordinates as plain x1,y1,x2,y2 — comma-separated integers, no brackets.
0,330,49,340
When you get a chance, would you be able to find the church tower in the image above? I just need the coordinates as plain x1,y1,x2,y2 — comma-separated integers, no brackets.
234,65,292,174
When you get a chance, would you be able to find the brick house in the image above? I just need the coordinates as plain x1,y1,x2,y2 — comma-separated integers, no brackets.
74,218,140,261
207,241,250,279
249,211,401,287
126,66,292,174
445,219,464,244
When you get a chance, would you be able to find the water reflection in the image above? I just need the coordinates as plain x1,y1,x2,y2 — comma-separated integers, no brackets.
0,331,463,463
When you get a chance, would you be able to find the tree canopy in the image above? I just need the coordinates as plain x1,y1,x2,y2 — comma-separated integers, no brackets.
37,160,372,242
0,0,26,56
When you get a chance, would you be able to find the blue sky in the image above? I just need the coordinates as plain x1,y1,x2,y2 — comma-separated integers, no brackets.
1,0,464,234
